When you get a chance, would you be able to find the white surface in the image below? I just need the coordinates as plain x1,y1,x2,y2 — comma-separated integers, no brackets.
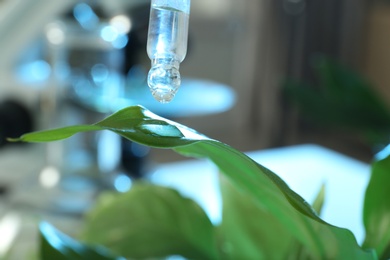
150,144,371,244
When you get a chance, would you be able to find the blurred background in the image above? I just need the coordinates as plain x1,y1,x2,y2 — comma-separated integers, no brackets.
1,0,390,165
0,0,390,257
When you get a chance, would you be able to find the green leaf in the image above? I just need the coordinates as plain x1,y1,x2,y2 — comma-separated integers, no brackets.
363,145,390,259
95,106,188,147
40,222,124,260
81,183,218,259
284,56,390,145
174,140,374,259
11,106,192,148
317,57,390,131
217,174,293,259
15,105,375,259
8,125,102,143
282,183,327,259
312,183,326,216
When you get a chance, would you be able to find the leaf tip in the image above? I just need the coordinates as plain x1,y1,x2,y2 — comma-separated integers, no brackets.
6,137,21,142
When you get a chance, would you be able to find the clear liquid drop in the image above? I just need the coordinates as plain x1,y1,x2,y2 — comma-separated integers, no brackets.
147,61,181,103
151,88,175,103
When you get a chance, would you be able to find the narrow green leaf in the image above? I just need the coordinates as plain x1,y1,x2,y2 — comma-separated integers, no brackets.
81,183,219,260
363,145,390,259
10,106,193,148
40,222,123,260
312,183,326,216
9,125,102,143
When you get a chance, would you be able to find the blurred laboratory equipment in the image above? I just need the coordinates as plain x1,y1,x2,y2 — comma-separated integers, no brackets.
55,3,127,110
147,0,191,103
13,1,134,214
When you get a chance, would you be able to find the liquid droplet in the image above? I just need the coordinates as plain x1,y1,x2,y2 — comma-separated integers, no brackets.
151,88,176,103
147,62,181,103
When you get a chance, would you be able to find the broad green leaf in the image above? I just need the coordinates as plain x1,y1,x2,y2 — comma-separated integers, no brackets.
14,105,374,259
217,174,293,259
281,183,327,259
363,145,390,259
40,222,123,260
174,139,374,259
81,183,218,259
